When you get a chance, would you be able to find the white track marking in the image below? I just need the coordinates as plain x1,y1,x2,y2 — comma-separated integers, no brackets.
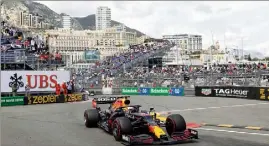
195,127,269,136
158,102,269,113
68,99,93,104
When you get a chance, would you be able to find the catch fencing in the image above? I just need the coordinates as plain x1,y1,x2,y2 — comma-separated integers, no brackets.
71,68,269,96
112,69,269,88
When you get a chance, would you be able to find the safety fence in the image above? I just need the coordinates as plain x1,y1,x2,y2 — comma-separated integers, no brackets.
195,86,269,101
1,94,88,107
74,70,269,93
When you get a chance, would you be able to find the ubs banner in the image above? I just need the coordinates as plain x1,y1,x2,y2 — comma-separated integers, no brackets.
24,94,83,105
195,86,256,99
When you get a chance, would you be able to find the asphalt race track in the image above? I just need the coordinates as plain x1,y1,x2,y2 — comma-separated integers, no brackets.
1,96,269,146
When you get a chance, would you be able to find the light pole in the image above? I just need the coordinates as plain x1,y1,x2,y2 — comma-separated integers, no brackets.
241,37,244,60
210,30,214,68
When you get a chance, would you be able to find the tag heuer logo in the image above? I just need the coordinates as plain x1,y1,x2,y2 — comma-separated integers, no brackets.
201,89,212,95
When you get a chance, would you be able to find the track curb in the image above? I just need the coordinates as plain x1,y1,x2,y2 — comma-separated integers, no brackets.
202,123,269,131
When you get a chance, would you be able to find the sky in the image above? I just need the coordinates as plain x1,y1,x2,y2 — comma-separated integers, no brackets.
36,1,269,55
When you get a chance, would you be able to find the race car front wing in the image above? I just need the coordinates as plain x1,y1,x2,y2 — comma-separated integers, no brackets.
121,129,198,145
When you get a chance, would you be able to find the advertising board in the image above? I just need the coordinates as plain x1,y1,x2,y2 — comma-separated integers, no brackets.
121,87,139,95
84,50,100,61
258,87,269,101
1,96,24,106
150,87,169,96
195,86,256,99
170,87,184,96
1,71,70,92
25,94,83,105
121,87,184,96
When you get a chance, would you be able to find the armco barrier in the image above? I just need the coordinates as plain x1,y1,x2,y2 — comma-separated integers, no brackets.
121,87,184,96
24,94,83,105
1,96,25,106
195,86,269,101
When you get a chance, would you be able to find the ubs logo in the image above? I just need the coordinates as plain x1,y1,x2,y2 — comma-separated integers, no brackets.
9,73,24,90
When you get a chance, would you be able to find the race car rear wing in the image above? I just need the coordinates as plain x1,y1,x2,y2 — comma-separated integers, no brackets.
92,96,130,104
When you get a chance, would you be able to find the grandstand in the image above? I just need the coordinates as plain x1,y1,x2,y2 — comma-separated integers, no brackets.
1,21,65,71
69,40,173,91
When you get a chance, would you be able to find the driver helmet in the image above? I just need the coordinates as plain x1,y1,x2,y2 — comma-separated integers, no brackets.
127,107,134,110
124,106,136,113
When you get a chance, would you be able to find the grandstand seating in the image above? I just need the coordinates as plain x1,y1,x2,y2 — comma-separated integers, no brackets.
1,21,65,70
84,42,172,83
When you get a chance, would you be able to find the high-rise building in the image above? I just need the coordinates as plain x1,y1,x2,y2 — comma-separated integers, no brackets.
62,15,71,29
95,6,111,30
29,14,32,27
19,11,29,26
32,15,39,28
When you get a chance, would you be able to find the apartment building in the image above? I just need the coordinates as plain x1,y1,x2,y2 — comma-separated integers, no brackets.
163,34,202,51
18,11,51,29
62,15,71,29
19,11,29,26
96,6,111,30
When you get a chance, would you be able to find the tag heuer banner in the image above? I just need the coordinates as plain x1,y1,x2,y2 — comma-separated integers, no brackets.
121,87,184,96
195,86,256,99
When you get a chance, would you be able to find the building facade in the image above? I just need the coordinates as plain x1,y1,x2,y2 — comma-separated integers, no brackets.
62,15,71,29
45,25,137,64
162,34,202,51
136,35,150,44
96,6,111,30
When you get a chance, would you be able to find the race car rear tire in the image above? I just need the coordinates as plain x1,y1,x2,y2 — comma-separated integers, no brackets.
165,114,186,136
112,117,132,141
84,109,99,128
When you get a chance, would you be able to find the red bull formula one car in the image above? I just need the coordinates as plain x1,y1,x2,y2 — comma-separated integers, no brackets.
84,96,198,145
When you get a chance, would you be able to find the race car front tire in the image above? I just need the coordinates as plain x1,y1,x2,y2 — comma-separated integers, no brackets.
112,117,132,141
84,109,99,128
165,114,186,136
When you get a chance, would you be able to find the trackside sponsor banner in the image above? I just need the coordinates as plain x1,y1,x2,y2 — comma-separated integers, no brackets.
150,88,169,96
1,71,70,92
1,96,24,106
25,94,83,105
121,87,184,96
195,86,256,99
259,88,269,101
121,88,139,95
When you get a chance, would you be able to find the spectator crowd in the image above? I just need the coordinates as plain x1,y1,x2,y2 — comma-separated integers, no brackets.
1,21,63,70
